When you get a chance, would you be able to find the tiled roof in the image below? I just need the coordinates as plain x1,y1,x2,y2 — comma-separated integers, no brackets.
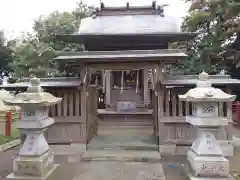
77,14,180,35
0,77,82,88
162,75,240,86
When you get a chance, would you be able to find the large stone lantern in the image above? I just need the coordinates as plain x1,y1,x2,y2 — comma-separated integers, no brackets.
4,77,62,180
179,71,235,179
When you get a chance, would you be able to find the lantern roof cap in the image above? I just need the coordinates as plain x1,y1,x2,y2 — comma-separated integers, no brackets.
3,77,62,107
198,71,209,81
179,71,236,102
0,89,18,111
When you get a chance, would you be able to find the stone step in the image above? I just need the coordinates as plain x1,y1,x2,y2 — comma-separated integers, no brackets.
98,120,153,126
97,129,154,136
97,112,153,123
87,134,158,151
98,124,153,129
97,127,153,135
87,143,158,151
97,109,153,115
81,150,161,162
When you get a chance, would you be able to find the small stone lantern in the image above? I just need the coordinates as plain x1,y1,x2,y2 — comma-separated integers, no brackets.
179,71,235,179
4,77,62,180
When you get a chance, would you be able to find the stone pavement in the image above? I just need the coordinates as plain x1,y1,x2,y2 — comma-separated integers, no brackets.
0,146,18,180
0,146,240,180
74,162,165,180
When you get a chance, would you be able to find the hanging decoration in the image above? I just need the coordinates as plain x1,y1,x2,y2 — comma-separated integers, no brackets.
120,71,124,93
83,69,88,85
102,70,106,93
150,69,155,91
136,69,139,93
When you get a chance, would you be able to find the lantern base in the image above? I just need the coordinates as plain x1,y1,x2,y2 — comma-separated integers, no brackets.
6,151,59,180
183,163,235,180
187,150,229,178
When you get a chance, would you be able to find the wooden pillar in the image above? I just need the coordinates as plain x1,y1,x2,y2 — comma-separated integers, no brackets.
80,68,87,143
143,68,149,106
226,86,233,141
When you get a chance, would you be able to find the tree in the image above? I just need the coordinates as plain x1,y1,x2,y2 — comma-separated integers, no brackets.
10,1,94,79
9,35,56,78
180,0,240,74
0,31,13,72
33,1,94,51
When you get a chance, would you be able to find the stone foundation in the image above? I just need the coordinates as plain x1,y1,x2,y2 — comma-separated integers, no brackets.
187,150,229,177
6,151,59,180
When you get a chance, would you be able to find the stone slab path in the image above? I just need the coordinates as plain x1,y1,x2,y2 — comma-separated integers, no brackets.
1,146,240,180
74,162,165,180
82,150,161,162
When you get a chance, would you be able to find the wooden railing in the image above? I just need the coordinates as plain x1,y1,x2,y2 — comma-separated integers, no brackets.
49,90,81,117
161,87,230,119
158,86,233,155
45,89,85,144
44,86,98,144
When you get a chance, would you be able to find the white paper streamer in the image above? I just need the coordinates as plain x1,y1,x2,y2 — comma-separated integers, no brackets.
102,70,106,93
136,70,139,93
120,71,124,94
83,70,87,85
150,69,155,90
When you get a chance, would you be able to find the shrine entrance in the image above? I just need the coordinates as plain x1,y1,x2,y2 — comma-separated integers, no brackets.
85,66,158,151
55,47,187,153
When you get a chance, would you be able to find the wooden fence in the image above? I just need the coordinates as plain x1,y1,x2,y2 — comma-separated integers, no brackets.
43,83,233,156
158,86,233,155
45,86,98,144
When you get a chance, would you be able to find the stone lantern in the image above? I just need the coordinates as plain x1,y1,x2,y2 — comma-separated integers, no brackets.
4,77,62,180
179,71,235,179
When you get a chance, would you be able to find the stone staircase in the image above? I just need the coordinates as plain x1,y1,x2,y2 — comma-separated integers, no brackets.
81,150,161,162
97,109,154,135
84,109,159,162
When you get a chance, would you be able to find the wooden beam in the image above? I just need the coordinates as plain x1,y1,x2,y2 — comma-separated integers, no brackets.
85,62,160,70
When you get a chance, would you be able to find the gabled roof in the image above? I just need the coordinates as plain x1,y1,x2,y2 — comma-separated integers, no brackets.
77,14,179,35
55,5,197,46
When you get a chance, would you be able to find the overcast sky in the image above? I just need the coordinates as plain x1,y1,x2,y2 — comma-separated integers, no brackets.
0,0,190,40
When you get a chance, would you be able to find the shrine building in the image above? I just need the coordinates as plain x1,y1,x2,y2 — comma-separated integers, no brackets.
1,2,240,156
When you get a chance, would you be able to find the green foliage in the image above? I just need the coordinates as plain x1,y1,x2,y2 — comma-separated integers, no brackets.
8,1,93,79
181,0,240,74
9,36,56,78
0,31,12,72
